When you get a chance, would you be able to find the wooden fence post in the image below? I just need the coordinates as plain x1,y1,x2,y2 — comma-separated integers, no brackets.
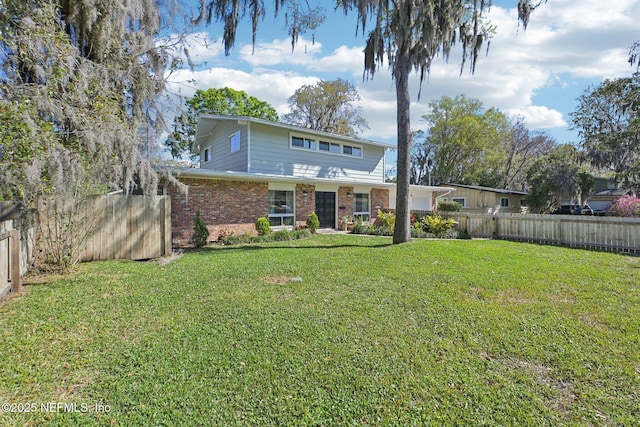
10,229,20,293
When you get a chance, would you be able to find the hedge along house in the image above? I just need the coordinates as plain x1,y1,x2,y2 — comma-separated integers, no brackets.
162,115,455,245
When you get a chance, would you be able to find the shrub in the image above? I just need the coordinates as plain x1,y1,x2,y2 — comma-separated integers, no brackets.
438,201,463,212
421,214,458,236
608,195,640,217
271,229,293,241
350,217,367,234
191,211,209,248
222,228,312,245
375,210,395,231
217,228,234,242
255,217,271,236
306,212,320,233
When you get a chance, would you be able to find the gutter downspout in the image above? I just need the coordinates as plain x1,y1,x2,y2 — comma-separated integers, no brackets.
433,189,455,210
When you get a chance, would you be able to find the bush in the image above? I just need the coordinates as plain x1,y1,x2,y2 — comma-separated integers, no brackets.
255,217,271,236
271,229,293,241
221,228,311,245
375,210,395,231
191,211,209,248
608,195,640,217
306,212,320,233
422,214,458,236
217,228,234,242
438,201,463,212
350,217,368,234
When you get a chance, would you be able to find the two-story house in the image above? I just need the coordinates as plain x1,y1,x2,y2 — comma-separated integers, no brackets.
162,115,454,244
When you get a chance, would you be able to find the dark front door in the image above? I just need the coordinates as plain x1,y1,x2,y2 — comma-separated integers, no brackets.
315,191,336,229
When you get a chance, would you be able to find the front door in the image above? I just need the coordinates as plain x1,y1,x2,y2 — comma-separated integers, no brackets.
315,191,336,229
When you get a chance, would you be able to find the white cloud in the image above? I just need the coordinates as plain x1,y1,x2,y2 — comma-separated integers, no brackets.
164,0,640,148
509,105,567,130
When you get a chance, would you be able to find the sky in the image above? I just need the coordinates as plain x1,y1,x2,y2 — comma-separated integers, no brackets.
163,0,640,168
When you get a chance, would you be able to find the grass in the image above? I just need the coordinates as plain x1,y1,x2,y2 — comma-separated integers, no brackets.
0,235,639,425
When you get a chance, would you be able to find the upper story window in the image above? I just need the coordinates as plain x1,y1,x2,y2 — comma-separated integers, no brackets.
230,131,241,153
203,147,210,162
291,133,363,158
292,136,316,150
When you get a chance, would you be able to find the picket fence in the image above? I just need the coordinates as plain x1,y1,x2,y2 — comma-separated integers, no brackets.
442,212,640,253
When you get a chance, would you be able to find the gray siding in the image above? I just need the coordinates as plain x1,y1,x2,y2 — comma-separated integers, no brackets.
200,121,248,172
248,123,386,183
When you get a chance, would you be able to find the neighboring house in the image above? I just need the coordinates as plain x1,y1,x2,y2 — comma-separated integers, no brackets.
161,115,454,244
588,188,633,214
440,183,528,213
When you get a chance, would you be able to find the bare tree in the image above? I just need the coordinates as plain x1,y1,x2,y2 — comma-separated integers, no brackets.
282,78,368,136
501,117,556,190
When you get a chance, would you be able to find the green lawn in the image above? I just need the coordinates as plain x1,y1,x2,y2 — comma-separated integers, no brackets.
1,235,639,426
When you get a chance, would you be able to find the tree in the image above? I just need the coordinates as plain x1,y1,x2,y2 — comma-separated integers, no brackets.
525,145,593,213
0,0,167,269
281,78,368,136
199,0,545,244
165,87,279,159
413,95,510,187
571,75,640,191
338,0,544,243
410,130,433,185
501,117,557,190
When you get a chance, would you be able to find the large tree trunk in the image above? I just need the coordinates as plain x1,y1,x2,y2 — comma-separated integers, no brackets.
393,49,412,244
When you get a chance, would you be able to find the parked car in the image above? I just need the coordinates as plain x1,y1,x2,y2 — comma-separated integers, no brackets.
552,204,593,215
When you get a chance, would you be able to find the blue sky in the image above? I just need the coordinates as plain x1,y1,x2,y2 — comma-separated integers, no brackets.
164,0,640,163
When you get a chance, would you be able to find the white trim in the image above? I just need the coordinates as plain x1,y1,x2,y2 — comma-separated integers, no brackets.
247,123,251,173
268,189,296,229
160,167,456,194
202,146,212,163
268,182,296,191
229,131,241,153
314,183,339,192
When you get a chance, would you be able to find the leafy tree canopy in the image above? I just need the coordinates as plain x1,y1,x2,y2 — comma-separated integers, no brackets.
281,78,368,137
0,0,166,203
165,87,279,160
570,74,640,192
525,144,594,213
412,95,510,187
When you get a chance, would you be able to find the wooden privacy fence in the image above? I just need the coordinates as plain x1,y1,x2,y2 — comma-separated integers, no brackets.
0,227,20,300
0,202,23,299
80,195,171,261
442,212,640,253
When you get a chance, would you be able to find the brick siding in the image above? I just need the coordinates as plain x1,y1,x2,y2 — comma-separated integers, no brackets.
164,178,390,246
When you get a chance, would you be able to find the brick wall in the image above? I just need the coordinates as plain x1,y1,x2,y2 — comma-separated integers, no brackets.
337,186,354,222
371,188,390,221
295,184,316,228
164,178,392,246
165,178,269,245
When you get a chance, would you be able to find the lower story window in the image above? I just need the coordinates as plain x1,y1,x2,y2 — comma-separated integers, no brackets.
500,197,510,208
268,190,295,227
354,193,370,222
452,197,466,207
